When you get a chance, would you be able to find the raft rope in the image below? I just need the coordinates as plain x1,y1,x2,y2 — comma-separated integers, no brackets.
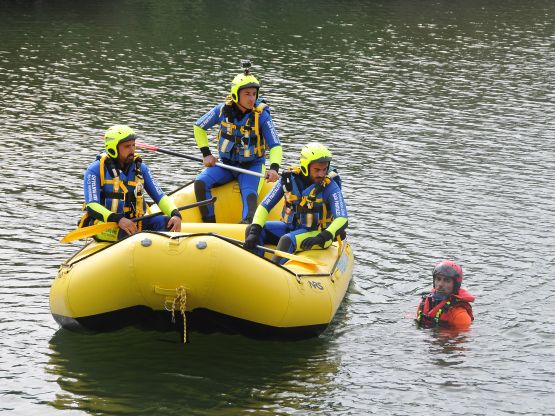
171,286,187,344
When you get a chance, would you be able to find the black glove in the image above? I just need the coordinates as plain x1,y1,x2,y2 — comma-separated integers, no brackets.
244,224,262,250
300,230,333,250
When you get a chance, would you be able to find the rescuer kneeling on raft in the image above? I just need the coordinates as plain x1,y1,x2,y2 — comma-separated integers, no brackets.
416,260,475,329
244,142,348,264
79,125,182,241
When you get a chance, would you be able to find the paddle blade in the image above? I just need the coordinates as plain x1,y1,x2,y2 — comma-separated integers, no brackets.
284,260,319,270
268,248,321,266
60,222,118,244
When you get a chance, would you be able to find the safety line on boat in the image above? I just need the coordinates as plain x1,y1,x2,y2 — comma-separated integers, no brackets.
171,286,187,344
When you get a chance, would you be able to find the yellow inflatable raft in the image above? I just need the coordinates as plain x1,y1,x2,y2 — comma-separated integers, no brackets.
51,180,354,339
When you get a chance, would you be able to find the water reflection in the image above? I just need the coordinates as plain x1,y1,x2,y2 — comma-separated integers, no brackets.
421,327,472,367
47,328,340,414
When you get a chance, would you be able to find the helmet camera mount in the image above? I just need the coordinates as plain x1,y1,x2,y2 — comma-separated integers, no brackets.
241,59,252,75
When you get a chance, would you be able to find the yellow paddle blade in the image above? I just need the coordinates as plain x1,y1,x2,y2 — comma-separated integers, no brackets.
60,222,118,244
284,259,319,270
59,198,218,244
269,248,321,266
210,234,321,267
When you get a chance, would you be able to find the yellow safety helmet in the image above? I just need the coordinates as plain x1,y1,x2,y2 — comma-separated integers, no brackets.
104,125,137,158
230,72,260,103
299,142,333,176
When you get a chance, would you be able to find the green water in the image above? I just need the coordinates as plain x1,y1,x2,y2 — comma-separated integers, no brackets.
1,0,554,414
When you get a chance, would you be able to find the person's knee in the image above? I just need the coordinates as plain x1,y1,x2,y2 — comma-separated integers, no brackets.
272,235,295,264
276,234,294,251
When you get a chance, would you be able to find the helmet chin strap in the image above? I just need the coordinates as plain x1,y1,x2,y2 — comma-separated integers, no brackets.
235,100,250,114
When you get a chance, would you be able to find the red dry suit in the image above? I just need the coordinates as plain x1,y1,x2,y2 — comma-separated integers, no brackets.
416,288,475,329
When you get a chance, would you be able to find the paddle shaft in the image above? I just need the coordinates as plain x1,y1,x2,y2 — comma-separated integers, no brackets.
61,197,216,243
130,197,217,222
136,142,266,178
214,234,319,265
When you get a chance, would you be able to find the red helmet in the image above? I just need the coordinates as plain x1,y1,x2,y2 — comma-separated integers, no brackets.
432,260,463,294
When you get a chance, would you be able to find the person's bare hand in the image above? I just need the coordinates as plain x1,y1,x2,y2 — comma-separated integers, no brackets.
265,169,279,182
167,216,182,232
203,155,217,167
118,217,138,235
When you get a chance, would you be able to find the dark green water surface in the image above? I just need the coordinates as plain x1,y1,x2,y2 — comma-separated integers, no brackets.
1,0,554,414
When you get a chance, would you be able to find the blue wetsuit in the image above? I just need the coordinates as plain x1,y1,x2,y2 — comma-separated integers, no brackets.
194,98,282,222
83,155,178,241
252,171,348,264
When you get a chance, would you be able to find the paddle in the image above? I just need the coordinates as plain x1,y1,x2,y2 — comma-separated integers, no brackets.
136,141,266,178
213,234,321,266
60,197,217,244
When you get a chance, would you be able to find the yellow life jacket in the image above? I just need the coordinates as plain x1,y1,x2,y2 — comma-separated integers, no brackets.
217,97,268,163
280,166,336,231
79,153,146,229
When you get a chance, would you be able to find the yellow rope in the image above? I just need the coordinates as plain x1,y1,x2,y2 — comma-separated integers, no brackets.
171,286,187,343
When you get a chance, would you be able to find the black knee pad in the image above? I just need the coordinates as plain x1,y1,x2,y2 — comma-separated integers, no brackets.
240,193,258,223
275,235,293,252
272,235,294,264
246,193,258,213
194,180,207,200
194,180,213,221
243,194,258,224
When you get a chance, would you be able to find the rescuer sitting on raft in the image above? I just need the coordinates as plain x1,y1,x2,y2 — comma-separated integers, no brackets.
79,125,182,241
244,142,348,264
416,260,475,329
192,60,282,224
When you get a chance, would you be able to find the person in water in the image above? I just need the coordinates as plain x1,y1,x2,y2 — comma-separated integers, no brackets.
192,60,282,224
415,260,475,329
79,125,182,242
244,142,348,264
